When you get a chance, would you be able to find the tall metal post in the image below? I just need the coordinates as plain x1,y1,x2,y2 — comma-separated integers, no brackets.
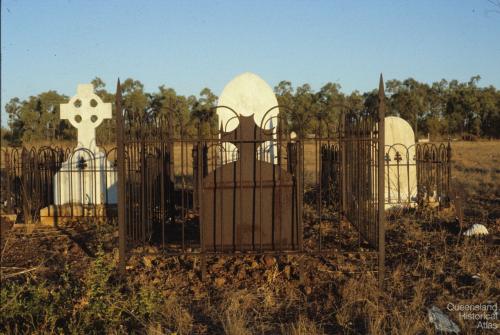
197,122,206,280
447,141,452,201
192,146,199,209
116,80,127,273
341,113,347,215
377,74,386,289
21,149,31,224
168,111,175,184
5,151,12,210
297,136,305,284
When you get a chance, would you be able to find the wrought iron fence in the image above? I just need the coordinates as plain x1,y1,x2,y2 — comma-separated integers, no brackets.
342,108,383,250
416,143,452,206
1,146,118,224
0,77,388,285
383,142,451,208
114,77,388,285
0,76,455,288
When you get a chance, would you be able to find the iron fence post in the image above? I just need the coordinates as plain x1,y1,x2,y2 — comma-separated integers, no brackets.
447,141,452,202
21,149,30,224
192,146,199,209
5,150,12,210
377,74,386,289
341,114,347,215
116,79,127,274
197,122,207,280
168,111,174,184
297,139,303,251
140,140,147,242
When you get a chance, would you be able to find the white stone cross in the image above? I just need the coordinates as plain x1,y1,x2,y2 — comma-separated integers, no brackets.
60,84,111,152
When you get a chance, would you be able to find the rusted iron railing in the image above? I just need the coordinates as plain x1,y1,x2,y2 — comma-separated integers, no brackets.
0,76,453,288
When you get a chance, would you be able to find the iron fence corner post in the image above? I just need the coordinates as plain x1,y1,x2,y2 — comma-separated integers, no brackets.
341,112,347,215
116,79,127,274
297,134,305,284
21,148,30,224
197,122,206,280
140,139,147,242
192,145,199,209
447,141,452,202
297,138,304,252
377,74,386,289
168,110,174,180
5,150,12,210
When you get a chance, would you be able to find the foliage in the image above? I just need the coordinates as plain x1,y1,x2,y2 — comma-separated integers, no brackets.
0,264,81,333
0,247,193,334
3,75,500,147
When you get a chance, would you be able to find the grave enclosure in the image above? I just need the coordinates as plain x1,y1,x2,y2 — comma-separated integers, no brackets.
1,73,452,285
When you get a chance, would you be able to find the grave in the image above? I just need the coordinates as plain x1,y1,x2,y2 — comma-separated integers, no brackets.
217,72,279,164
201,73,300,250
384,116,417,208
40,84,117,224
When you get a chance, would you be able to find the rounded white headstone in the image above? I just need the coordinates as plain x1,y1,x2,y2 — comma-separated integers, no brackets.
385,116,415,146
217,72,279,132
384,116,417,207
463,224,489,237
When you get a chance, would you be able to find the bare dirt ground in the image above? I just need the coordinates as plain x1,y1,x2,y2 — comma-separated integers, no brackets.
0,140,498,334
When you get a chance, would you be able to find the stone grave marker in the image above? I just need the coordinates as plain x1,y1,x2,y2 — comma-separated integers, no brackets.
53,84,117,208
202,73,298,250
384,116,417,208
217,72,279,164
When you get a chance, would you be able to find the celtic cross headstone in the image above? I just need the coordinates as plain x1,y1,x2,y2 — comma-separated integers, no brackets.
53,84,117,206
60,84,111,152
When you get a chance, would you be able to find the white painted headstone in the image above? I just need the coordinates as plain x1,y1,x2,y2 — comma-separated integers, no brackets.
54,84,117,205
384,116,417,208
217,72,279,164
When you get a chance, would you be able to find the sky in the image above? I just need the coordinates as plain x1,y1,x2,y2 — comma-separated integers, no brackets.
1,0,500,126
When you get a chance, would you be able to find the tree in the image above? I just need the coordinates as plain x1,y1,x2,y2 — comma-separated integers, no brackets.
192,88,218,135
1,126,13,145
478,86,500,138
121,79,148,115
90,77,116,145
386,78,429,137
150,86,196,137
10,91,69,143
5,97,23,145
444,76,481,136
291,84,317,137
345,91,364,112
4,75,500,145
313,83,346,136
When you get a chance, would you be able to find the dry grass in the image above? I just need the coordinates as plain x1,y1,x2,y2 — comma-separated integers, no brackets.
452,140,499,188
449,141,500,259
284,315,325,335
219,291,255,335
1,140,498,334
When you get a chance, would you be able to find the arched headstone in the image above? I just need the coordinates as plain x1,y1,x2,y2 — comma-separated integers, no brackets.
217,72,279,164
201,73,299,250
384,116,417,207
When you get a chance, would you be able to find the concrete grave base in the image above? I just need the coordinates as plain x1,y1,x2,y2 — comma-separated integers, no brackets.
1,214,18,222
39,204,117,226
